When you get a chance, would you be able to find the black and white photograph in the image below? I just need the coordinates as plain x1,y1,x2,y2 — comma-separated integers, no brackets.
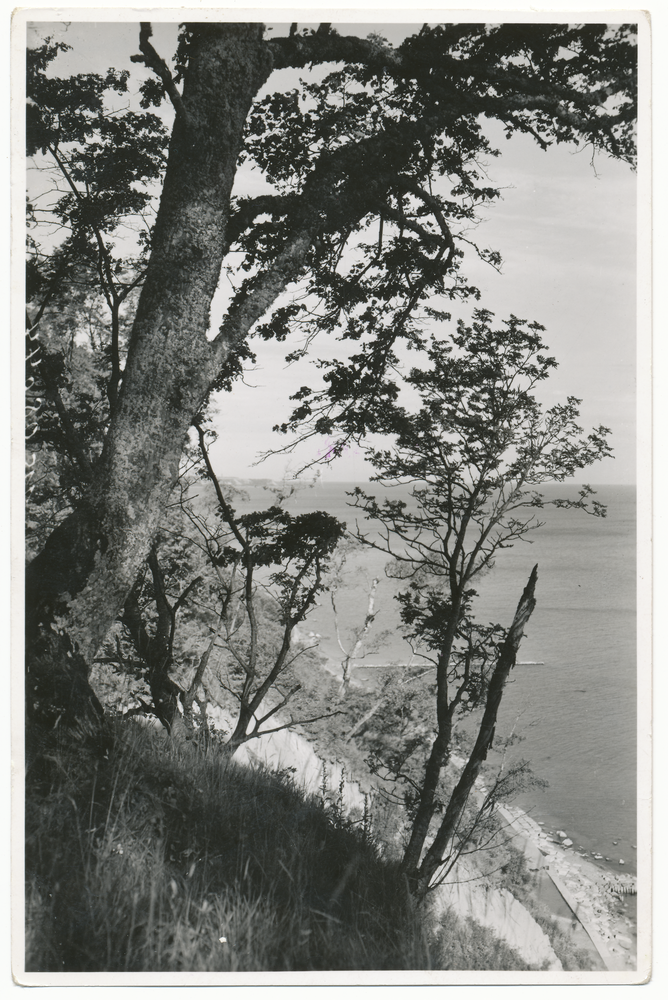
15,7,650,986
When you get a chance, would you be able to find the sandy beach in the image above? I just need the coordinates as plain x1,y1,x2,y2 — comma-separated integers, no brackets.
498,802,638,971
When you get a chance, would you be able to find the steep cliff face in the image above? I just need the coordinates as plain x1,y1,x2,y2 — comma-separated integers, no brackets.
206,704,562,970
234,720,368,815
205,702,368,813
432,865,563,971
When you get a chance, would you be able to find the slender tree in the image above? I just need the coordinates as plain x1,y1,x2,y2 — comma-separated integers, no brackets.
324,540,383,697
349,310,612,897
188,424,346,753
25,22,636,727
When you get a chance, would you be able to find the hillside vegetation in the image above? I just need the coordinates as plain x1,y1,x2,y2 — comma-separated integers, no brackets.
25,718,532,973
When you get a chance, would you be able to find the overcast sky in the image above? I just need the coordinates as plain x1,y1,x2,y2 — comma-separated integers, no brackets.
27,18,638,485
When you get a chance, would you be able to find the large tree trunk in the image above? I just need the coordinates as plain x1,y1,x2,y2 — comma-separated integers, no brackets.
25,24,273,726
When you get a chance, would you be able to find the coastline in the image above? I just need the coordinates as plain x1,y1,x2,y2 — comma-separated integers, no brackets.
497,801,637,971
295,639,638,971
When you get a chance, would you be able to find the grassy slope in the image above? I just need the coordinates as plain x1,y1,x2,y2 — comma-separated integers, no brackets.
25,718,532,974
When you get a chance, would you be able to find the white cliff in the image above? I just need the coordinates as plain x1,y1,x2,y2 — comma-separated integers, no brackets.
431,862,563,971
204,701,563,971
205,701,367,814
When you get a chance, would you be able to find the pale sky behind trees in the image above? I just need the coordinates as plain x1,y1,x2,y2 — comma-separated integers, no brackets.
27,17,638,484
13,14,657,988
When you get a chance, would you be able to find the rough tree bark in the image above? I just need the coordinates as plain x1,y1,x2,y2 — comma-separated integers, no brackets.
25,25,274,725
25,21,634,729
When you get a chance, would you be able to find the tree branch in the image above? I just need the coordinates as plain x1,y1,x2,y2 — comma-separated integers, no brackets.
268,28,404,73
182,608,224,718
131,22,190,124
211,115,462,372
46,383,95,481
247,708,345,741
211,225,319,368
47,145,118,306
253,683,302,730
227,193,300,245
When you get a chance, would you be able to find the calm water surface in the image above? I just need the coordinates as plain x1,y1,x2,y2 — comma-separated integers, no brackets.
234,480,637,876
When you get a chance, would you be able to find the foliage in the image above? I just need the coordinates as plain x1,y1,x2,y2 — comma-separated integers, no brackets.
90,450,346,749
26,38,168,430
160,426,348,750
26,37,168,559
26,21,638,464
431,913,531,971
90,429,349,750
347,310,612,894
25,284,138,558
27,38,166,293
351,309,611,716
25,22,636,734
255,22,636,453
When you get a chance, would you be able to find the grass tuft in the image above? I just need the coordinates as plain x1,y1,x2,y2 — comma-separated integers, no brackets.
25,718,542,972
26,719,433,972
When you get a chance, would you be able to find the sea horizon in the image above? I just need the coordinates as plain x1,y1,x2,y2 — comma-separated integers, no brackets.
227,479,638,882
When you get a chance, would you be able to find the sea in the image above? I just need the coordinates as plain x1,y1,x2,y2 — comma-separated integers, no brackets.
231,479,638,878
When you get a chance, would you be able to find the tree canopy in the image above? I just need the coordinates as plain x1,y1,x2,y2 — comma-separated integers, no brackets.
347,308,612,894
25,21,636,729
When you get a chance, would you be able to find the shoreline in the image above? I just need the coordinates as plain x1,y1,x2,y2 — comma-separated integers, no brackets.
497,801,637,971
300,642,638,971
